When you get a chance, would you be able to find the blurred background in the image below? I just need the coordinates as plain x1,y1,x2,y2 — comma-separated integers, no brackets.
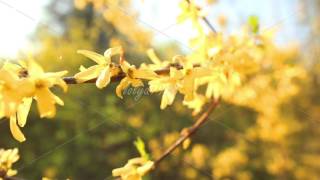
0,0,319,179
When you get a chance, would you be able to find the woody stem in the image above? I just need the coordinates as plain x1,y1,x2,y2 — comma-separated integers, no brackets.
153,99,220,166
62,63,200,84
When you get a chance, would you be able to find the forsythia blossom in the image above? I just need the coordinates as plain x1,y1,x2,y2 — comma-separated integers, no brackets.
0,148,19,178
112,157,154,180
75,47,123,88
113,138,154,180
177,0,206,33
183,94,207,115
204,68,241,100
0,60,67,142
22,60,68,118
149,67,183,109
148,56,210,109
116,60,158,99
0,63,32,118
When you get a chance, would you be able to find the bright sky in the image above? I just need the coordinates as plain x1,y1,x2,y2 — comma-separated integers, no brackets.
136,0,302,52
0,0,49,58
0,0,302,58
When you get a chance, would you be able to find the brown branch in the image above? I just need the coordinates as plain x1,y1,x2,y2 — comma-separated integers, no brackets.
153,99,220,166
62,63,200,84
202,17,217,34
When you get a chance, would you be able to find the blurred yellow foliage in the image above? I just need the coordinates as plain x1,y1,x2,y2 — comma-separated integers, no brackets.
212,148,247,178
0,0,319,179
74,0,152,50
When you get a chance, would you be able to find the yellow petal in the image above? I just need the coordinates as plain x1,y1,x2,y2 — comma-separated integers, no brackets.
206,82,222,100
1,91,21,117
128,157,147,165
10,115,26,142
79,65,87,72
170,67,183,79
192,67,212,77
146,49,161,64
53,94,64,106
7,148,19,162
2,62,22,72
104,46,123,57
45,71,68,78
96,68,111,89
180,75,194,101
27,60,44,77
17,98,32,127
133,69,158,80
0,68,19,86
112,166,132,177
130,79,144,87
137,161,154,175
77,50,106,65
183,95,206,115
35,88,56,118
7,169,18,177
173,55,189,68
160,86,177,109
17,79,35,97
55,78,68,92
74,65,103,83
148,79,167,93
116,77,130,99
230,71,241,86
120,61,132,74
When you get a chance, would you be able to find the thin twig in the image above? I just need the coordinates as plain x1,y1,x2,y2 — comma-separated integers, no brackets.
202,17,217,34
185,0,217,34
154,99,220,166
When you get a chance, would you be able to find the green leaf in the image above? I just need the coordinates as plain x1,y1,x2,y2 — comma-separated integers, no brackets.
248,15,259,34
134,137,150,160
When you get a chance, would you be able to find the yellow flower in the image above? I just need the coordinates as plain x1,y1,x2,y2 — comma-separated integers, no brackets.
2,60,68,142
112,157,154,180
183,94,206,115
0,148,19,178
22,60,68,119
75,47,122,88
177,0,205,33
205,69,241,99
149,57,210,109
143,48,170,70
1,60,67,142
0,64,32,117
0,63,35,142
149,67,183,109
116,60,158,99
176,56,211,102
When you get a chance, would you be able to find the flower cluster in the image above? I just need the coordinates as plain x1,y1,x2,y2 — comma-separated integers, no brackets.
76,37,259,114
0,148,19,178
0,60,67,142
0,0,309,179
